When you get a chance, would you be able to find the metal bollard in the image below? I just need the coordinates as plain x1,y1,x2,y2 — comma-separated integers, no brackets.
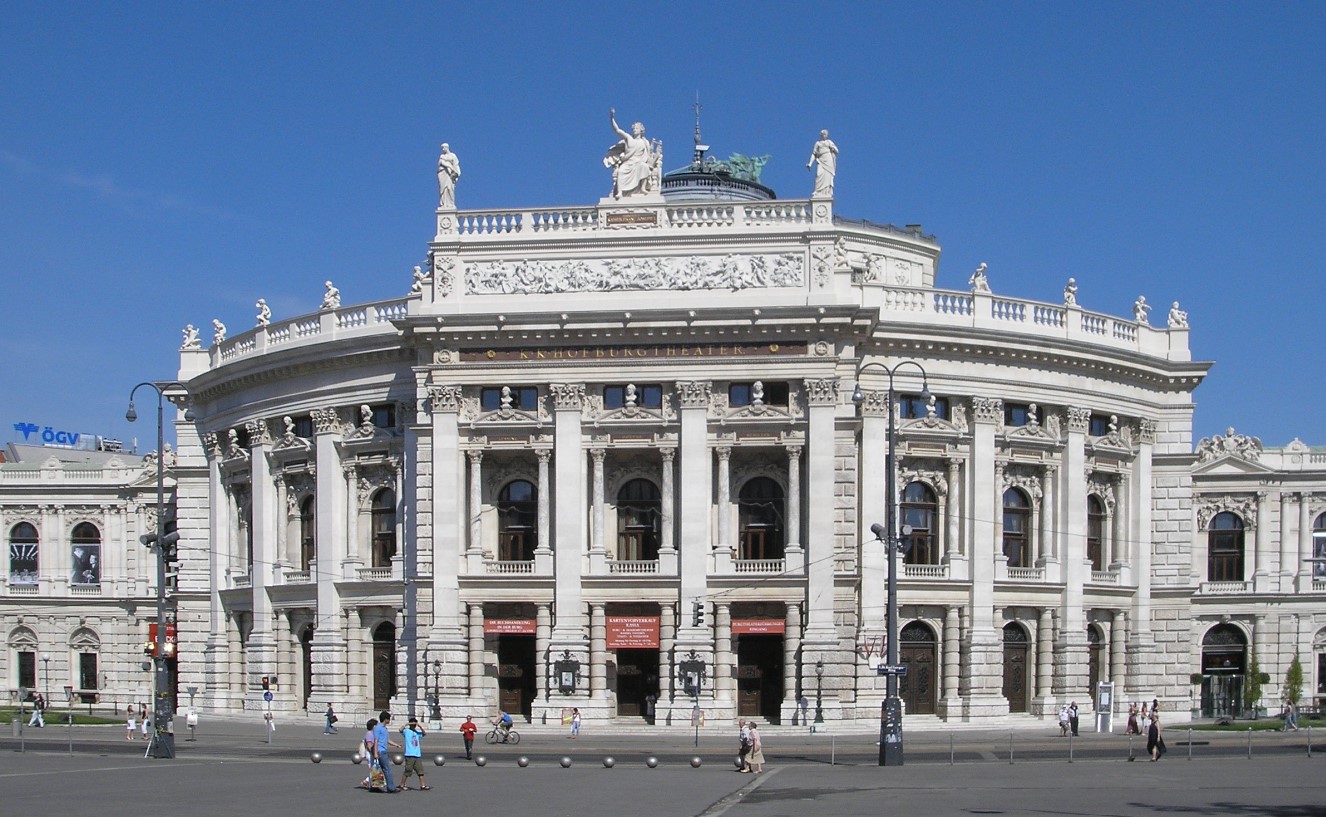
1068,730,1074,763
1308,725,1313,758
1009,731,1014,764
830,735,835,767
1127,733,1134,761
949,732,954,766
1247,727,1252,759
1188,728,1193,761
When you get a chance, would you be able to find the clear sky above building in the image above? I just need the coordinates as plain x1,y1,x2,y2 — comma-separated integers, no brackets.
2,2,1322,451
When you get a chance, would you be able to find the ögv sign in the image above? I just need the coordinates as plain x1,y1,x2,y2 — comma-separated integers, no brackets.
468,341,806,363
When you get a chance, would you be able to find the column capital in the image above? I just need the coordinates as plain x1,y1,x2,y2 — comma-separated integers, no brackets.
427,384,463,413
244,418,272,446
785,443,803,459
1138,418,1157,444
466,450,484,465
1067,406,1092,433
659,446,676,463
856,389,889,417
674,380,712,409
549,383,585,411
590,447,607,464
972,396,1002,424
803,378,837,407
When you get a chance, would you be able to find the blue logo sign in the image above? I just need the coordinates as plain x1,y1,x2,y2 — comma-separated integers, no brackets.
13,422,81,447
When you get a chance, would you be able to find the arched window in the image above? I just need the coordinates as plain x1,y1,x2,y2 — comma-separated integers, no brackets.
8,522,39,585
1002,489,1032,568
901,482,938,565
70,522,101,585
616,479,660,561
497,480,537,561
1313,512,1326,580
1087,495,1106,572
370,489,396,568
738,477,785,560
1207,511,1245,582
299,496,316,571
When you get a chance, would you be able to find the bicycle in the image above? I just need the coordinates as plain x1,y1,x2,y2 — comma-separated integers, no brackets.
485,727,520,745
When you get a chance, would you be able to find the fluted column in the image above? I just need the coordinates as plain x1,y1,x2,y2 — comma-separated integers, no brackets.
946,458,962,558
715,445,732,552
659,446,676,558
467,603,485,697
535,603,551,701
784,603,802,703
590,604,606,696
715,603,734,704
591,448,607,555
785,444,803,551
1109,610,1126,683
466,451,483,558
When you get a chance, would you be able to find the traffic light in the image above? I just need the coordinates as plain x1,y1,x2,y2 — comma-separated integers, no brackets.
261,676,270,691
140,530,181,561
692,600,705,628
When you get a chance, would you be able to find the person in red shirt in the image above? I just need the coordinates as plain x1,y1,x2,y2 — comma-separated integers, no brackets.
459,715,478,760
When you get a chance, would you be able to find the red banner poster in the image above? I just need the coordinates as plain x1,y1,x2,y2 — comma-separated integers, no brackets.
605,616,661,649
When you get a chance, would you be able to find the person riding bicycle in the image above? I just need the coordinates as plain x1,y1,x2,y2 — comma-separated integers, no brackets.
494,709,513,739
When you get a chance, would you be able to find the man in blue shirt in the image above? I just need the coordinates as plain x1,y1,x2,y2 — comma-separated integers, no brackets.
373,711,403,793
399,716,429,790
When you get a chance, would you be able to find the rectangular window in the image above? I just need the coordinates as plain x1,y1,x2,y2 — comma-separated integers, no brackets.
729,381,789,407
1089,414,1112,437
371,404,396,429
481,386,538,411
899,394,949,420
1004,403,1031,427
9,541,38,585
71,545,100,585
79,653,98,690
604,384,662,409
1314,532,1326,579
291,415,315,438
18,651,36,692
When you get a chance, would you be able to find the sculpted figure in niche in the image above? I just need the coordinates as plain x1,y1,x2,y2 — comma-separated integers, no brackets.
807,129,838,198
212,319,227,344
256,298,271,327
1167,300,1189,328
605,108,658,198
1133,295,1150,324
321,280,341,310
181,324,201,350
437,143,461,209
969,262,991,293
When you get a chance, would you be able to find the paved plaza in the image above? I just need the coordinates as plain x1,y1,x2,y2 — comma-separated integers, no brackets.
1,718,1321,816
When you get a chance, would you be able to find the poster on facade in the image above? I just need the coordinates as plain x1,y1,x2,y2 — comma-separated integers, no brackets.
71,545,100,585
483,619,536,635
731,619,786,635
605,616,660,649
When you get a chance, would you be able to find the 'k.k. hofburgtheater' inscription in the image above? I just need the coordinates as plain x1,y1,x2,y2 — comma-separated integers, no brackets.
464,341,807,363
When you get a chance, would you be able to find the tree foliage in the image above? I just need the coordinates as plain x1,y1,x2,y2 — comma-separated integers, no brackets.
1284,652,1304,705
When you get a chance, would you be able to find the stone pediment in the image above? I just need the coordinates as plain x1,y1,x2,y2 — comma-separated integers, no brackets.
1191,455,1275,476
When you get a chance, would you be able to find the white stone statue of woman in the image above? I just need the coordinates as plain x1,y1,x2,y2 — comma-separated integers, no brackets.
606,108,655,198
437,143,461,208
321,280,341,310
807,129,838,198
255,298,271,327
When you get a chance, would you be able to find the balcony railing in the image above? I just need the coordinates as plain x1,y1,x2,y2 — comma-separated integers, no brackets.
484,560,534,575
733,559,785,574
1200,580,1250,595
903,563,948,579
356,566,393,581
71,584,102,596
1090,569,1120,585
608,560,659,575
1006,567,1044,582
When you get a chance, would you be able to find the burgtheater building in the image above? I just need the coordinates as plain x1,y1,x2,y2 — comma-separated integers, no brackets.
5,121,1326,727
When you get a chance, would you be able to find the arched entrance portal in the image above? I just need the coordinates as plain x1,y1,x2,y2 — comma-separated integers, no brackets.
1002,623,1030,713
1201,623,1247,718
372,622,397,711
1087,624,1105,700
898,622,937,715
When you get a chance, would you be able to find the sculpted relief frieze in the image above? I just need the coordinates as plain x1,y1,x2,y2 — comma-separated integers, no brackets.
464,253,804,295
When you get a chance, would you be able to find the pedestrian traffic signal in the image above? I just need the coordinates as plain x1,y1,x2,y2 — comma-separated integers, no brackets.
261,676,270,690
692,600,705,628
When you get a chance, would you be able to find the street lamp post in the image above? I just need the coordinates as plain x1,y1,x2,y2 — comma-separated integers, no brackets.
127,381,192,760
41,653,50,718
430,660,442,722
814,658,824,725
853,360,930,768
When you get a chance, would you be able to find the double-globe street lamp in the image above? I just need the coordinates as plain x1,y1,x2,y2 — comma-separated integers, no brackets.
852,360,930,768
127,381,193,759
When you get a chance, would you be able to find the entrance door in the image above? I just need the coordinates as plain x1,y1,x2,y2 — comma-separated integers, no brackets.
736,635,783,724
615,649,658,719
372,622,396,711
1200,623,1247,717
1087,625,1104,701
899,622,937,715
1002,623,1029,713
497,635,536,720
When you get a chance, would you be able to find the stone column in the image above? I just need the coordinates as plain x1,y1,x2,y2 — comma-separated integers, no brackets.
1110,610,1126,684
535,603,551,702
1053,408,1090,697
466,451,483,560
309,408,349,701
549,384,587,654
467,603,485,698
424,385,466,695
591,447,607,556
1253,490,1272,591
858,389,888,632
785,444,804,566
784,603,802,709
803,378,837,642
675,382,712,651
658,446,677,573
1124,420,1156,704
1035,607,1053,699
342,463,360,568
715,445,732,552
961,397,1007,716
1280,492,1295,593
1041,464,1058,567
203,435,229,698
659,603,676,703
245,419,277,687
946,458,962,559
1298,493,1315,591
715,603,734,707
535,448,552,571
590,603,606,697
938,605,961,716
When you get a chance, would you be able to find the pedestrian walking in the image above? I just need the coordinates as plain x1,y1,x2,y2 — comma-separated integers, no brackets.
399,716,430,791
570,707,581,739
373,711,402,793
746,722,765,774
1058,704,1070,736
1283,699,1299,732
1069,701,1080,737
738,720,752,772
1147,712,1166,761
324,703,339,735
140,704,149,739
1126,702,1139,735
27,693,45,728
459,715,477,759
360,718,382,790
126,705,136,740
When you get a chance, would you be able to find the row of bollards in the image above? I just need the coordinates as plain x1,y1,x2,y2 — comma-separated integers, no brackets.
332,752,687,768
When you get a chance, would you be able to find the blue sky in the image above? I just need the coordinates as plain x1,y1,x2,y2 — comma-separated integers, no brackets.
2,2,1323,450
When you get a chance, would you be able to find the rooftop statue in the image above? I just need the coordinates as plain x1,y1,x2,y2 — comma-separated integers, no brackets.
181,324,201,350
255,298,271,327
807,129,838,198
1133,295,1151,324
605,108,661,199
437,143,461,209
969,262,990,293
321,280,341,311
1063,278,1078,306
726,153,771,183
1168,300,1189,328
212,319,227,345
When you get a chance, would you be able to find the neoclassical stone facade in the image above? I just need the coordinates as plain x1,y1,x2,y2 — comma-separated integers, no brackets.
5,142,1325,728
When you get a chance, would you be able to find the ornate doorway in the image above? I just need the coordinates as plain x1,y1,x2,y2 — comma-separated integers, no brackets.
300,626,314,710
1002,623,1030,713
1201,623,1247,718
736,635,783,723
1087,624,1104,701
496,635,535,720
372,622,396,711
898,622,937,715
